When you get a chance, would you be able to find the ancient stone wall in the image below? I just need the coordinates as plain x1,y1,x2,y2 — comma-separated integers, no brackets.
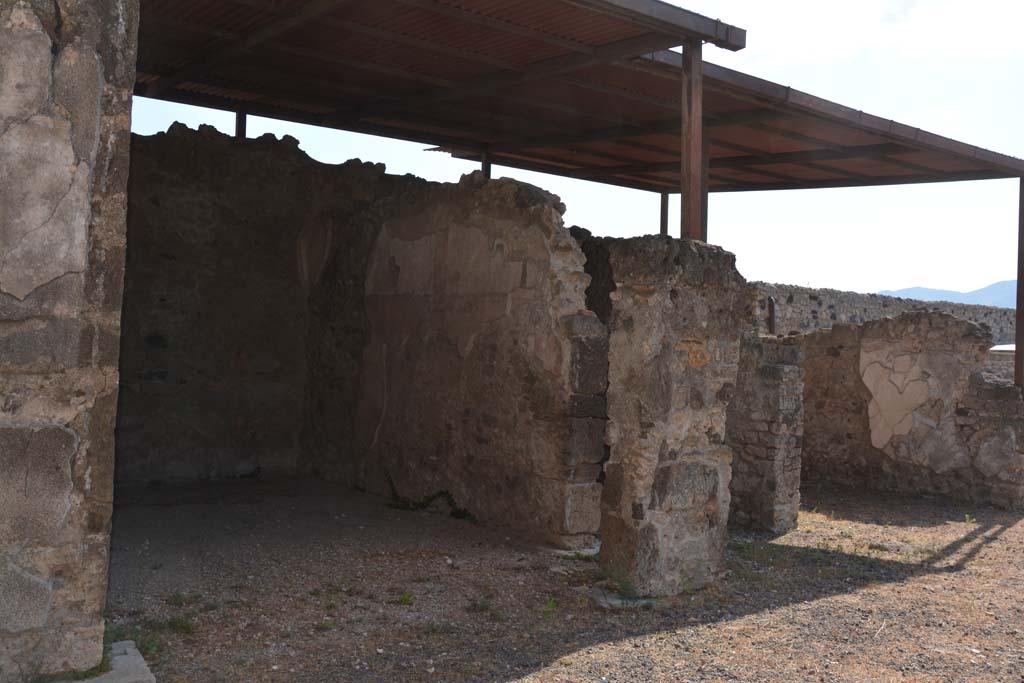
119,125,603,546
983,349,1015,384
118,127,321,483
799,322,875,489
801,312,1024,507
727,335,804,533
580,235,752,596
0,0,138,679
756,282,1015,344
345,174,598,547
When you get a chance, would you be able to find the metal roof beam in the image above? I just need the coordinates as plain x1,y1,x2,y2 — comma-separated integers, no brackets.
711,170,1011,192
144,0,352,97
559,0,745,50
354,32,685,120
454,151,678,192
390,0,593,54
487,108,787,153
565,143,909,178
136,86,487,153
636,51,1024,175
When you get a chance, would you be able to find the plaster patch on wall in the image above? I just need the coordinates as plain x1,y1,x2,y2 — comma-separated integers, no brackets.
0,115,91,300
860,349,931,449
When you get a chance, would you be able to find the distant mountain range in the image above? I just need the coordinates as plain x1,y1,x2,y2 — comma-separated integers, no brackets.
879,280,1016,309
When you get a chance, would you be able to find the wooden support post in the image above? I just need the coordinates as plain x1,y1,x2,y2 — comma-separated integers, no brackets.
700,143,710,241
660,193,669,235
235,111,247,139
1016,177,1023,387
679,39,704,239
481,150,492,179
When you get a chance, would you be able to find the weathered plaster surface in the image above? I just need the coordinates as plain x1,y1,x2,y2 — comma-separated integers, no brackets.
0,0,138,679
801,312,1024,507
351,174,596,546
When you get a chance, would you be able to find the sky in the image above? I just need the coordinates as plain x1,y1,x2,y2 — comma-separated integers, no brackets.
129,0,1024,295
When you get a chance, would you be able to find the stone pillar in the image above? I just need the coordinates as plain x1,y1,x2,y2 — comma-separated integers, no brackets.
727,335,804,533
598,237,748,596
0,1,138,679
560,312,609,548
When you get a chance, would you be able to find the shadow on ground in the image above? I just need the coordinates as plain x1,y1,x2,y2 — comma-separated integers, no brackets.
800,480,1001,527
106,480,1024,683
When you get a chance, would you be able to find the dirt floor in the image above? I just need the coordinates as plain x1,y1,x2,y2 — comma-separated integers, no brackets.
105,480,1024,682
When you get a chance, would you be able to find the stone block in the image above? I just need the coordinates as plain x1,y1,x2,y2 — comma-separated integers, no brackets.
571,336,608,395
0,425,76,543
563,483,602,535
563,312,605,338
568,417,606,463
0,317,82,372
0,563,52,633
0,273,85,321
569,393,606,418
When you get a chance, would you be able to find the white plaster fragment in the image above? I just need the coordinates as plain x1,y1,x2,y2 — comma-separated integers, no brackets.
0,115,91,300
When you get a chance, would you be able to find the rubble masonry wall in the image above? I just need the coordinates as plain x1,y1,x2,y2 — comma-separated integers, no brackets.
118,128,316,483
800,312,1024,508
756,282,1015,344
119,126,602,546
0,0,138,679
726,335,804,533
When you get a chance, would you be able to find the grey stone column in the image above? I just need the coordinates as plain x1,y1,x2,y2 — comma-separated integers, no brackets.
0,1,138,678
598,237,749,596
727,335,805,533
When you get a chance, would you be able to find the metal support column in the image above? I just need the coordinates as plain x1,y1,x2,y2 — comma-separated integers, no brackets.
679,39,704,240
700,143,710,241
481,150,492,179
1016,177,1023,386
660,193,669,235
235,111,247,139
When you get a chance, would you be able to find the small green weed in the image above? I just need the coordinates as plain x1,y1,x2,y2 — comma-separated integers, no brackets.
613,576,639,600
542,596,558,616
398,592,414,606
313,617,337,632
155,615,196,635
165,592,204,607
570,551,598,562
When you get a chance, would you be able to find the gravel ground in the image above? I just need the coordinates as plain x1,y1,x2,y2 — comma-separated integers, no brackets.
106,480,1024,682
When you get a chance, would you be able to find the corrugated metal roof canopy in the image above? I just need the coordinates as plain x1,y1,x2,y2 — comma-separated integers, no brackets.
136,0,1024,194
